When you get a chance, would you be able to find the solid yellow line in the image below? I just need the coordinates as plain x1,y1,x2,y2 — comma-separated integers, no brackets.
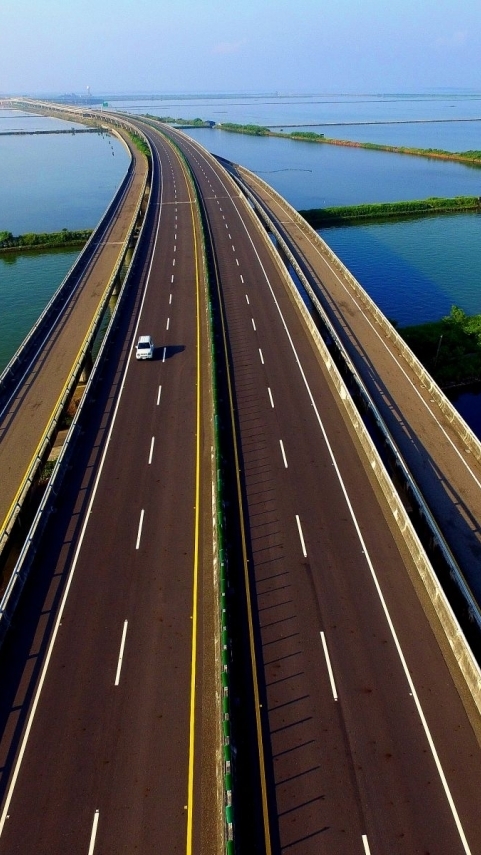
174,146,201,855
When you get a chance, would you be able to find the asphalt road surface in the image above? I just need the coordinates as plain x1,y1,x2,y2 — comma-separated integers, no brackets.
0,124,217,854
166,126,481,855
1,117,481,855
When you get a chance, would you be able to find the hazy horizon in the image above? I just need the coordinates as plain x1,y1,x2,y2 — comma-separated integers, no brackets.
1,0,480,97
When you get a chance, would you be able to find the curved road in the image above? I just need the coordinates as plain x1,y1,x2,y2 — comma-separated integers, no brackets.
0,123,217,854
166,125,481,854
0,117,480,855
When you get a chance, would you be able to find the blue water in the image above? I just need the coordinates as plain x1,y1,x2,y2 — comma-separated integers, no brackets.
0,111,130,234
318,214,481,326
0,250,78,372
3,96,481,432
182,127,481,210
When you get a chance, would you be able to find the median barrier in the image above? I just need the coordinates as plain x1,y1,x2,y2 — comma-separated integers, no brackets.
230,166,481,718
159,127,237,853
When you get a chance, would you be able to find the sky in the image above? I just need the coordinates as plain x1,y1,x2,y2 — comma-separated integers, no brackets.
1,0,480,95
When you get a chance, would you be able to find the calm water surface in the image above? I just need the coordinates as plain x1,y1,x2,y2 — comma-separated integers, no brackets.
0,110,130,233
0,249,78,372
2,97,481,430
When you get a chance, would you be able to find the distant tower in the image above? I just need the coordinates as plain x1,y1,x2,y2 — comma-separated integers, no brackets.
86,85,92,102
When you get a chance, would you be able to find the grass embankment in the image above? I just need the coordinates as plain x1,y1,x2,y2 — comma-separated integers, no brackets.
142,114,212,128
128,131,150,158
299,196,481,227
0,229,92,252
399,306,481,388
213,122,481,169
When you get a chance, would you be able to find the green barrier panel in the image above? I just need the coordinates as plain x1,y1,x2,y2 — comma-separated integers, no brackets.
226,841,235,855
223,719,231,743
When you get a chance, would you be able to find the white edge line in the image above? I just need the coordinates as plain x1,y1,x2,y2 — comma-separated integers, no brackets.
114,621,128,686
295,514,307,558
88,809,100,855
0,140,165,839
320,631,338,701
136,509,145,550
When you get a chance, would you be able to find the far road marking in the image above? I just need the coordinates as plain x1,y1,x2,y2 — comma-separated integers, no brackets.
296,514,307,557
362,834,372,855
148,437,155,465
279,440,288,468
136,510,145,550
252,318,256,331
166,317,170,331
115,621,128,686
259,348,264,365
88,810,100,855
157,385,162,406
162,347,167,363
320,631,338,701
268,388,274,408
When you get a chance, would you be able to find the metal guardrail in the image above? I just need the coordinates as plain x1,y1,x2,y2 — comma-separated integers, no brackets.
237,165,481,464
0,130,153,643
0,147,149,558
0,136,134,404
233,170,481,623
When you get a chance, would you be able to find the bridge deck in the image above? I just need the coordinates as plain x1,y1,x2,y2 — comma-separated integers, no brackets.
238,167,481,600
0,134,147,556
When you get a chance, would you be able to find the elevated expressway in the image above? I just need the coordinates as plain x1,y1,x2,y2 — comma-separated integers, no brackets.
233,165,481,608
0,125,149,562
0,111,480,854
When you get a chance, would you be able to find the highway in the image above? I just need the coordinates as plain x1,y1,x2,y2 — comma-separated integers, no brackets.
162,125,481,853
234,167,481,604
0,130,148,555
0,111,480,855
0,124,217,853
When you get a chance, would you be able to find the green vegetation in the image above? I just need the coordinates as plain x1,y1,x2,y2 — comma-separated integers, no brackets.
128,131,150,158
219,122,270,136
299,196,481,227
289,131,325,141
400,306,481,388
343,140,481,164
142,114,212,127
0,228,93,252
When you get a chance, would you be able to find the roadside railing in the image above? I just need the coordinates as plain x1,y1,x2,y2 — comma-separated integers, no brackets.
230,165,481,718
0,127,152,636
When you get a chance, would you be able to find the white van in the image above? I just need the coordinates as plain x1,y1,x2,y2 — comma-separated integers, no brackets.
136,335,154,360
